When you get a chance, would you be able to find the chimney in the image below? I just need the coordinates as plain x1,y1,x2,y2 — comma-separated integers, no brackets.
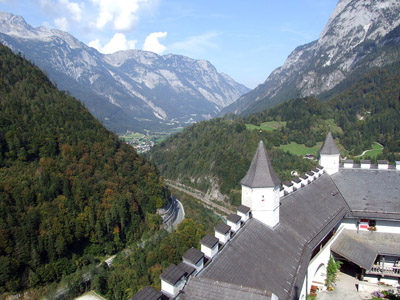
131,286,162,300
182,247,204,275
360,160,371,169
160,264,186,297
377,160,389,170
237,204,250,222
343,159,354,169
200,234,219,259
215,222,231,244
226,213,241,232
306,171,315,182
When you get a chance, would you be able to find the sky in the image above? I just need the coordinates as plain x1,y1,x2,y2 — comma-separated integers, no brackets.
0,0,338,88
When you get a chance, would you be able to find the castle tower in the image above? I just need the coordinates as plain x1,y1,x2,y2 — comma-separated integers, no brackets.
241,140,281,228
318,131,340,175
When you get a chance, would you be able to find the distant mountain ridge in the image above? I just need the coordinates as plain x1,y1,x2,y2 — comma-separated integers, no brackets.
0,12,249,133
222,0,400,116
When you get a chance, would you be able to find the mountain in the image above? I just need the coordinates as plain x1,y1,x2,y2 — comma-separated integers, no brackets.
150,60,400,206
0,43,168,293
149,118,316,205
0,12,249,134
222,0,400,116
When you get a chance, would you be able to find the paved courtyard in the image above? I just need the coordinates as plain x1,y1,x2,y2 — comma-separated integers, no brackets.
316,272,368,300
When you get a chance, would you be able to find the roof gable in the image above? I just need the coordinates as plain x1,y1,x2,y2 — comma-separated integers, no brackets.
319,131,340,155
240,140,281,188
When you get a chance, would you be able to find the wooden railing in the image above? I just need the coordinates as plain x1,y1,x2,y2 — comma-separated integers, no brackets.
366,265,400,277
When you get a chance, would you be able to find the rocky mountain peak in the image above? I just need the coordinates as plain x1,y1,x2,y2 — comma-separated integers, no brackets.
222,0,400,117
0,12,249,133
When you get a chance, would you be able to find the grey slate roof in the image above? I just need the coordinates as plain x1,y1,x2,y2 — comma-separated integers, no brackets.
319,131,340,155
182,277,273,300
227,213,242,224
237,204,250,214
198,174,348,300
332,229,400,269
178,262,196,277
201,234,219,248
160,264,186,285
283,181,293,187
132,286,162,300
344,159,354,164
331,169,400,220
331,230,377,270
183,247,204,265
240,140,281,188
215,222,231,235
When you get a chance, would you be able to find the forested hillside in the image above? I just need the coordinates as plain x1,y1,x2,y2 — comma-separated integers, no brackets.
0,43,169,293
150,61,400,204
246,62,400,157
149,118,316,205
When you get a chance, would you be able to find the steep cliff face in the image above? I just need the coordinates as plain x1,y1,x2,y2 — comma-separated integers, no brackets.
0,12,249,133
222,0,400,116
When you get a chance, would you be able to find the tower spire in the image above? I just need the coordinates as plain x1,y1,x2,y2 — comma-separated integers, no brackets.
318,131,340,175
241,141,281,228
241,140,281,188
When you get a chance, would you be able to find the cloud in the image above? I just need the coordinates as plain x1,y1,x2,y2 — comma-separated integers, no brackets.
90,0,150,31
143,32,167,54
38,0,83,28
169,32,220,55
59,0,83,22
89,33,137,54
54,17,69,31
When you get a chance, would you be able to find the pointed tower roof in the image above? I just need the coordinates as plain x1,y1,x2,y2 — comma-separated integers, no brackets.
240,141,281,188
319,131,340,155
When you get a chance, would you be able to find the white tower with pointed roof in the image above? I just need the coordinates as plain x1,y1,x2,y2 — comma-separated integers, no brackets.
319,131,340,175
241,141,281,228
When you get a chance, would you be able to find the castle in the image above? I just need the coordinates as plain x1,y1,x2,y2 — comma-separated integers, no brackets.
133,132,400,300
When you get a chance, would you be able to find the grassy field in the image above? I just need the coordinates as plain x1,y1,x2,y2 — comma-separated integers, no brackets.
279,142,323,157
246,121,286,131
119,132,145,142
358,142,384,159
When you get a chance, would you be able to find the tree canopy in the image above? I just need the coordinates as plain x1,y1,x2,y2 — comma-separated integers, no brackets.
0,43,168,293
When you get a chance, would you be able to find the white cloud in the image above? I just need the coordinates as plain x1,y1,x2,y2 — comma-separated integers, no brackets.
38,0,83,28
88,39,102,50
59,0,83,22
54,17,69,31
90,0,148,31
89,33,137,54
143,32,167,54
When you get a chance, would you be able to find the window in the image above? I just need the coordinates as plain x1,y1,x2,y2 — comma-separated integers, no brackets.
368,220,376,227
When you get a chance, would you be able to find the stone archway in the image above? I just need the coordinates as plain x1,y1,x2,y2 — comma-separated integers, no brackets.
312,263,327,289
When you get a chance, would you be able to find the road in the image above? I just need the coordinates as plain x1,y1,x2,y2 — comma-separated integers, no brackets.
171,198,185,230
166,180,234,216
